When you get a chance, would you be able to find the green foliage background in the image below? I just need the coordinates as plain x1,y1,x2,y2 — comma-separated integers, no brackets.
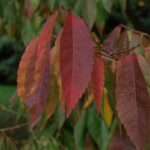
0,0,150,149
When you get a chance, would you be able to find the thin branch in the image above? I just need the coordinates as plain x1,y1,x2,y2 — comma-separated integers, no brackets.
110,44,141,56
0,104,17,114
120,24,150,38
0,123,27,132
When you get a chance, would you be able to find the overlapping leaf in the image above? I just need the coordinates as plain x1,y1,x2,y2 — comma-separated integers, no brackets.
17,37,38,99
17,10,59,127
45,30,63,120
103,88,113,127
91,56,104,111
82,0,97,30
60,12,94,116
103,26,121,52
116,53,150,150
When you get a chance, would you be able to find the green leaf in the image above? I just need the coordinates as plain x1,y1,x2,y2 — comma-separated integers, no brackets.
74,111,87,150
87,108,109,150
61,129,75,150
96,0,108,30
82,0,97,29
101,0,114,13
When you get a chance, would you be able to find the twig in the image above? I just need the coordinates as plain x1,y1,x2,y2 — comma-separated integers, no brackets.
120,24,150,38
110,44,141,56
0,104,17,114
0,123,27,132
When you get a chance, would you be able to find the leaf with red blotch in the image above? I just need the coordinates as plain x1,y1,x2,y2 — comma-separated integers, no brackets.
103,26,121,52
17,37,38,99
60,12,94,116
17,10,59,128
91,56,104,111
116,53,150,150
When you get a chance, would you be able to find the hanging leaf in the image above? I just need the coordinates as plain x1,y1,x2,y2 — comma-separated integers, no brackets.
141,35,150,47
101,0,114,13
30,10,59,95
91,56,104,111
144,47,150,64
45,62,59,120
103,26,121,52
129,32,143,55
118,31,129,50
116,53,150,150
17,10,59,127
82,0,97,30
109,127,136,150
83,93,93,109
74,111,86,150
17,37,38,99
60,12,94,116
52,29,65,109
103,88,113,127
137,54,150,94
87,109,109,150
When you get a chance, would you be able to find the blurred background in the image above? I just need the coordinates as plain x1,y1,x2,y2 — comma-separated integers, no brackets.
0,0,150,149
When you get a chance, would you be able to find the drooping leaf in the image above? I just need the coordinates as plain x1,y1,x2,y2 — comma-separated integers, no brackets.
82,83,94,110
101,0,114,13
17,37,38,99
91,56,104,111
74,111,86,150
118,31,129,50
60,12,94,116
82,0,97,30
103,26,121,52
129,32,143,55
87,108,109,150
109,127,136,150
30,10,59,95
17,10,59,127
103,88,113,127
116,53,150,150
141,35,150,47
45,69,59,120
95,1,108,36
144,46,150,64
137,54,150,94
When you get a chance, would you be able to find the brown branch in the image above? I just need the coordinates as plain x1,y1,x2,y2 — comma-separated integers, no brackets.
110,44,141,56
120,24,150,38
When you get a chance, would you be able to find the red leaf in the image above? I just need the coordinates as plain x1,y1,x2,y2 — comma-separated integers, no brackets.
91,56,104,111
109,128,136,150
26,57,50,128
116,53,150,150
103,26,121,52
17,37,38,99
60,12,94,116
30,10,59,95
17,10,59,128
27,10,59,127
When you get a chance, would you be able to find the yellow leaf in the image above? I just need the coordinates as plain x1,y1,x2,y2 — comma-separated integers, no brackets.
45,73,59,120
83,85,94,109
103,88,113,127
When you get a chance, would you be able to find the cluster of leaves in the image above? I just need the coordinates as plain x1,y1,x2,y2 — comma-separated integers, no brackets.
0,0,128,45
17,7,150,150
